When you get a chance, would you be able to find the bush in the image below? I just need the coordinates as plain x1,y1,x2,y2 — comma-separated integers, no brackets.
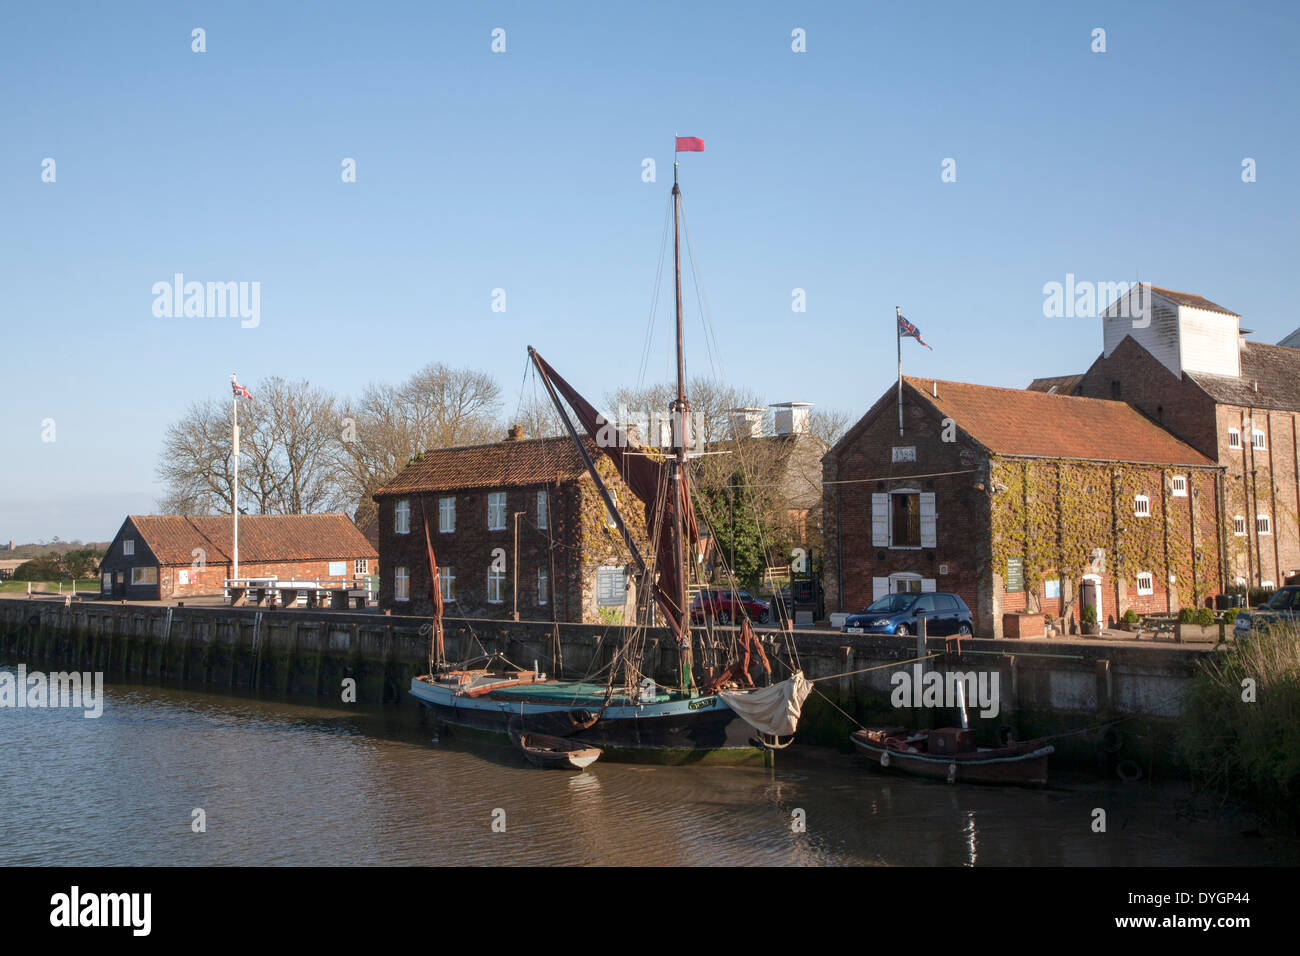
1181,622,1300,828
1195,607,1216,627
1178,607,1197,625
1121,609,1140,624
1081,605,1098,626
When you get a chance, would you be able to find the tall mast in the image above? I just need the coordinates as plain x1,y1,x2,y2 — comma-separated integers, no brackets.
672,160,694,690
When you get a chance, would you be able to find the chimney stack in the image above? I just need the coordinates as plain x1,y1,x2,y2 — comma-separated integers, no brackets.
770,402,813,436
505,424,525,441
728,408,765,438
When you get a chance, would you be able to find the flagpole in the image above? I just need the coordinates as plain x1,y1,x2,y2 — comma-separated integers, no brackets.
896,306,904,437
231,375,240,585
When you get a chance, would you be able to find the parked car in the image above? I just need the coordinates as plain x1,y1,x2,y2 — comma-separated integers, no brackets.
691,588,772,624
841,592,973,637
1233,585,1300,637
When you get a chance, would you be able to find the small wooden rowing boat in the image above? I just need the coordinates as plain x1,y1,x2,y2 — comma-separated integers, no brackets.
850,727,1053,787
509,728,603,770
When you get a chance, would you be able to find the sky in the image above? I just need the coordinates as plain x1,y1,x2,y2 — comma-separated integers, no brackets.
2,1,1298,543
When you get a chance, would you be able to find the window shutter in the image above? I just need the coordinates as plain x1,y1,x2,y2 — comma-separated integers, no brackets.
919,492,937,547
871,494,889,546
872,577,889,601
921,578,937,593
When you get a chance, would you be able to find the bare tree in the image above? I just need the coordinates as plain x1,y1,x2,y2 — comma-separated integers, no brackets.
335,363,504,528
156,378,344,515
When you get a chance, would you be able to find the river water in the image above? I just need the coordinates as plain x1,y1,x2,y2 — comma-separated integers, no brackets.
2,668,1294,866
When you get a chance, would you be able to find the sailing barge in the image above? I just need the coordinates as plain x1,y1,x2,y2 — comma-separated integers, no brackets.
409,138,811,764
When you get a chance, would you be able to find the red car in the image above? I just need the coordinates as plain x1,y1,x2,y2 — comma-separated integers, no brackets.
690,588,772,624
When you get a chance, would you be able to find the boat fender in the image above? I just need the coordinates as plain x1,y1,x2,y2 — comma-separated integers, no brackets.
1116,759,1143,782
880,751,890,768
946,763,957,785
1099,726,1123,754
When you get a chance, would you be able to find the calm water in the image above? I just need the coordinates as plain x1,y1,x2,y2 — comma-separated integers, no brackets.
2,666,1295,866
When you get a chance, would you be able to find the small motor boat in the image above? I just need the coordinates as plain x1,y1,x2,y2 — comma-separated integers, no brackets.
850,726,1053,786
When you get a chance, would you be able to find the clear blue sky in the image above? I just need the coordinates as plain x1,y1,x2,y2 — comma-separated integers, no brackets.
2,1,1297,543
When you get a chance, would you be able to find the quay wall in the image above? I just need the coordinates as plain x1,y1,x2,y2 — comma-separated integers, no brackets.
0,598,1212,773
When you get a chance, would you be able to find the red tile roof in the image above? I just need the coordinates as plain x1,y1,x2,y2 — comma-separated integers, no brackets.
374,435,597,497
127,514,376,566
1148,285,1238,317
905,378,1216,466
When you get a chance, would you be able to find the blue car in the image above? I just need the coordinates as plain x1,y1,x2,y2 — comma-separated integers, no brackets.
842,592,973,637
1233,585,1300,637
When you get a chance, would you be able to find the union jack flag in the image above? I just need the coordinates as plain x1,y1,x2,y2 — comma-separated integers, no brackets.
897,312,933,350
231,375,252,400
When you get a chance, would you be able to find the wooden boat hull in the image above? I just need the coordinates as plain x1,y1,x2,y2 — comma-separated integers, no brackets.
850,728,1053,787
509,729,602,770
410,675,767,765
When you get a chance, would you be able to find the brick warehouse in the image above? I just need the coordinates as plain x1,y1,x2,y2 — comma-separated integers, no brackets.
821,378,1225,638
98,514,377,601
1037,284,1300,594
373,428,649,624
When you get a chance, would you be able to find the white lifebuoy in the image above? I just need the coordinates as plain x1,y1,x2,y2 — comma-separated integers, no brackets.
880,751,891,768
947,762,957,784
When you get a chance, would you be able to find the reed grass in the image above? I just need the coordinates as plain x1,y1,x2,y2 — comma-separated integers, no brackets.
1181,622,1300,826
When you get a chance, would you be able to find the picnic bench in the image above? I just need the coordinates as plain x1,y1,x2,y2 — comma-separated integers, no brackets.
1135,613,1180,643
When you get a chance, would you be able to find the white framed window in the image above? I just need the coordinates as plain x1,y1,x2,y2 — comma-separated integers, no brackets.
487,567,506,603
131,566,158,586
537,490,548,530
354,558,368,575
101,572,111,593
1257,514,1272,535
1170,475,1187,497
537,566,549,605
1134,495,1150,517
1135,572,1154,596
1233,515,1246,536
394,566,409,601
438,496,455,533
439,566,455,602
123,539,135,556
394,499,411,534
1227,428,1241,449
1261,580,1275,591
1252,430,1266,450
488,492,507,531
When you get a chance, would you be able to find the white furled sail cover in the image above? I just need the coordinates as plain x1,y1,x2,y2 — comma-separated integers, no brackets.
718,672,813,737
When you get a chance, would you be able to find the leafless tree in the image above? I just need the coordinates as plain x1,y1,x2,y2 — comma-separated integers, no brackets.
335,363,503,529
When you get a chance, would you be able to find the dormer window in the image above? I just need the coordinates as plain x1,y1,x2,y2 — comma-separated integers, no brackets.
1134,495,1150,517
1227,428,1241,449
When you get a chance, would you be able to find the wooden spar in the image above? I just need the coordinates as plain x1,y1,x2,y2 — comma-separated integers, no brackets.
527,347,648,581
671,162,694,689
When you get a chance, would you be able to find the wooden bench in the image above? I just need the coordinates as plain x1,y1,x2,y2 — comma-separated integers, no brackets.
1136,614,1179,643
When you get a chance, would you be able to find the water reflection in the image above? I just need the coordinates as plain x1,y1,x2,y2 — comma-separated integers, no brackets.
0,669,1294,867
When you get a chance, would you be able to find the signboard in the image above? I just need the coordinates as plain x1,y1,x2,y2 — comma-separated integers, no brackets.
891,446,917,463
1006,557,1024,593
328,561,346,576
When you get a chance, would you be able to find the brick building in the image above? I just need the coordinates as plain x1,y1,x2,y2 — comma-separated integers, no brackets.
372,429,648,623
822,377,1224,637
1037,283,1300,594
98,514,377,601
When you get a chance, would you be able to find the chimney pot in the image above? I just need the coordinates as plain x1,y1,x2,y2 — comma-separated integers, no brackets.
506,424,525,441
